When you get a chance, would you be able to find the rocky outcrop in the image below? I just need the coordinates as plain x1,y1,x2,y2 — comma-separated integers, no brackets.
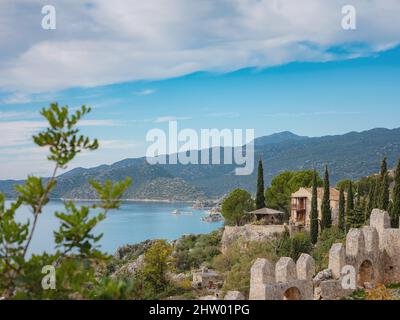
113,240,156,260
221,224,286,253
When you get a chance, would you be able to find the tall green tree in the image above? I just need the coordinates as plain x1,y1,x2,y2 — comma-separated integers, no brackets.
346,181,354,231
373,177,380,208
310,170,319,244
255,159,265,209
321,165,332,230
390,159,400,228
264,170,322,215
366,182,375,220
348,193,365,228
338,186,346,232
378,158,390,211
221,189,254,226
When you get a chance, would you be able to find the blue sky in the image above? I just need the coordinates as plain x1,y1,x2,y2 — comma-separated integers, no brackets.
1,1,400,179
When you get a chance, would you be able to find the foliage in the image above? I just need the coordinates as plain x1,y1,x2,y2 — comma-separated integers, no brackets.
310,170,319,244
321,166,332,230
276,229,312,261
142,240,173,291
173,230,222,272
338,187,346,232
347,194,366,229
212,239,278,296
221,189,254,226
264,170,322,217
366,285,394,300
390,159,400,228
255,159,265,209
312,226,345,272
378,158,390,211
0,103,131,299
336,179,353,193
345,181,355,231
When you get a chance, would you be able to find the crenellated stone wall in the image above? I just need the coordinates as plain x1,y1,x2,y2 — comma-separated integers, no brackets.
248,209,400,300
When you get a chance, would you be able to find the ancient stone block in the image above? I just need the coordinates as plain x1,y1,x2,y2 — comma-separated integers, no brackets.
224,291,245,300
328,243,346,279
275,257,297,283
370,209,391,233
362,226,379,255
250,258,275,286
296,253,315,281
346,228,365,258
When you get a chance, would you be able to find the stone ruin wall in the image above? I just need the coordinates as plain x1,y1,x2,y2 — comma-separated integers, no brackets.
247,209,400,300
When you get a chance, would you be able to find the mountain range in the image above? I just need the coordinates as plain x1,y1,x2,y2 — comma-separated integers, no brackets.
1,128,400,201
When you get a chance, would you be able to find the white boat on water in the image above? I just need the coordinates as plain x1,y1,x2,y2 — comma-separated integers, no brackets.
171,209,181,215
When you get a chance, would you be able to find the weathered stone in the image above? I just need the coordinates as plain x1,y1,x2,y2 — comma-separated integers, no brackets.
221,225,286,254
111,254,144,278
364,282,375,289
275,257,297,283
198,295,218,300
250,258,275,285
248,209,400,300
370,209,391,234
362,226,379,255
346,228,365,258
328,243,345,279
313,269,332,286
296,254,315,281
224,291,245,300
318,280,351,300
249,258,275,300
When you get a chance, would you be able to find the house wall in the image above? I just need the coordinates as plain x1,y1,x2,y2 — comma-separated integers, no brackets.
291,188,339,229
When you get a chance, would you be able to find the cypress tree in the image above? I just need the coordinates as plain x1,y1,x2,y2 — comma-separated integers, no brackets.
338,186,346,232
390,159,400,228
379,158,390,211
346,181,354,231
321,165,332,230
255,159,265,209
310,170,319,244
348,193,366,228
365,183,375,221
373,177,380,208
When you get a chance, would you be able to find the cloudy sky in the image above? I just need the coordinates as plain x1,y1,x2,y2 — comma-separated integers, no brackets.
1,0,400,179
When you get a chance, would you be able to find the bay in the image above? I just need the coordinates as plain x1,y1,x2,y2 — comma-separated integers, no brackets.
10,200,223,255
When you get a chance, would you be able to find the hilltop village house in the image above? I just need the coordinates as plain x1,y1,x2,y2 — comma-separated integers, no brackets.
290,187,341,229
248,207,285,225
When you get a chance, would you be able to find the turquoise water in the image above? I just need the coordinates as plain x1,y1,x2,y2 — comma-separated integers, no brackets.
11,200,223,255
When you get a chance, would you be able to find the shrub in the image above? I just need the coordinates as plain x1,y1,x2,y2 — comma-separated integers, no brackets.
174,229,222,272
212,239,278,296
276,229,312,261
312,226,345,272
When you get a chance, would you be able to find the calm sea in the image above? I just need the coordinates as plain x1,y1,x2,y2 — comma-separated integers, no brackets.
10,200,223,255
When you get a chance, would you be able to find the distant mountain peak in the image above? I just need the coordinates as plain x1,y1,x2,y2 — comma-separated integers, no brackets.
254,131,308,146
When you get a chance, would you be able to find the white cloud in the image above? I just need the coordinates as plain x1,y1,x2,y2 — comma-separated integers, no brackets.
264,111,364,117
0,110,38,120
154,115,192,123
0,0,399,94
0,93,32,104
134,89,157,96
98,139,139,150
0,119,122,148
0,121,47,147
